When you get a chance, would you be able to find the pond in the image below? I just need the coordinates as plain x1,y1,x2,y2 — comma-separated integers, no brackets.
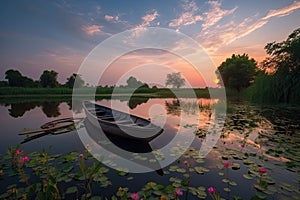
0,97,299,199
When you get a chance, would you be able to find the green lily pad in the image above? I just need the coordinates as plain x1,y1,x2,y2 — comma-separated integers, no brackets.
231,163,240,170
66,186,78,194
243,174,253,180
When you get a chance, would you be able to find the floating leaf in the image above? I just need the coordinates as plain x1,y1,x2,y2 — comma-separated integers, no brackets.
194,166,209,174
231,163,240,170
222,178,230,183
66,186,78,194
243,174,253,180
229,181,237,186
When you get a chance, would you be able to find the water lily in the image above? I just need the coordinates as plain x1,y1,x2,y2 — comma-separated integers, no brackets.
258,167,267,174
223,161,231,168
183,160,188,166
131,192,140,200
15,150,23,155
175,188,183,196
207,186,216,194
21,156,30,163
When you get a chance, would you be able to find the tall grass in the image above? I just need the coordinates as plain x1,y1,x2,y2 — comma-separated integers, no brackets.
246,72,300,104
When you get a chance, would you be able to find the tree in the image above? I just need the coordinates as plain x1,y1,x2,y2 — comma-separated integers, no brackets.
165,72,185,88
5,69,23,87
217,54,257,92
126,76,149,88
39,70,59,88
262,28,300,74
5,69,35,87
248,28,300,103
65,73,85,88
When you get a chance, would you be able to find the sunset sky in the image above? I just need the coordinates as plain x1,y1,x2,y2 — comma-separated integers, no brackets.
1,0,299,87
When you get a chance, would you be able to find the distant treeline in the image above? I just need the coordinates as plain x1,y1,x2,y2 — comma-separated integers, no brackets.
0,69,84,88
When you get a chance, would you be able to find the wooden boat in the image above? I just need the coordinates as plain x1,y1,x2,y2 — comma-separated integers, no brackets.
83,101,163,142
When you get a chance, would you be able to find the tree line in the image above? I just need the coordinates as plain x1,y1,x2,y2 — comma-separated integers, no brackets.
0,70,85,88
216,27,300,104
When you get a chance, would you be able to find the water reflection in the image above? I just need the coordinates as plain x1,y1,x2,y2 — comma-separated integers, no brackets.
128,97,149,109
41,102,61,117
8,102,36,117
4,100,84,118
165,99,181,116
84,119,164,175
165,99,216,116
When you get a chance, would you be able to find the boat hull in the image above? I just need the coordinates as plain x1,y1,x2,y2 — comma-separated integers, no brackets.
83,101,163,142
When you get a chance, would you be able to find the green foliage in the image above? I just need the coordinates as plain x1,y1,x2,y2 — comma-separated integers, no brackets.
247,28,300,104
217,54,257,92
126,76,149,88
5,69,36,87
40,70,59,88
165,72,186,88
65,73,85,88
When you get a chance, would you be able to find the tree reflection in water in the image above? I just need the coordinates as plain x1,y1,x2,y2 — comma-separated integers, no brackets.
128,97,150,109
8,102,37,118
7,101,61,118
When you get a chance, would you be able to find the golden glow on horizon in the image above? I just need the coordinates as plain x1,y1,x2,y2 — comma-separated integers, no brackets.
99,49,214,88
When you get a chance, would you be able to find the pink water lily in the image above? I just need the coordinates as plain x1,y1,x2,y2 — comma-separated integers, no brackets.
223,161,231,168
15,150,23,155
175,188,183,196
21,156,30,163
131,192,140,200
183,160,188,166
207,186,216,194
258,167,267,174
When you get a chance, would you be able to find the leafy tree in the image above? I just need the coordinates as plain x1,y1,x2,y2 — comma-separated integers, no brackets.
248,28,300,103
5,69,22,86
126,76,149,88
5,69,35,87
262,28,300,74
217,54,257,92
65,73,85,88
165,72,185,88
39,70,59,88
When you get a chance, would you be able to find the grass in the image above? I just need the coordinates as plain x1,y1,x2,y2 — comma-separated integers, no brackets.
0,87,217,99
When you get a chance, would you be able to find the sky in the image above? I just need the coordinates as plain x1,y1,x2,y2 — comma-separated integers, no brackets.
0,0,299,87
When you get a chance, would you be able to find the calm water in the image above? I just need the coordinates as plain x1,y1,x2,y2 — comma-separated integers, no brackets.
0,98,299,199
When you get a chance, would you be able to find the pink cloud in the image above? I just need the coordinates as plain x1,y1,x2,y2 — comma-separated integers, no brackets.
169,12,202,27
262,1,300,20
141,10,159,27
132,10,159,36
201,1,237,30
169,0,202,27
198,1,300,53
82,25,103,36
104,14,120,22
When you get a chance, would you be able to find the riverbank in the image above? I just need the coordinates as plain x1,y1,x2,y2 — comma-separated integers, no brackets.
0,87,218,98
